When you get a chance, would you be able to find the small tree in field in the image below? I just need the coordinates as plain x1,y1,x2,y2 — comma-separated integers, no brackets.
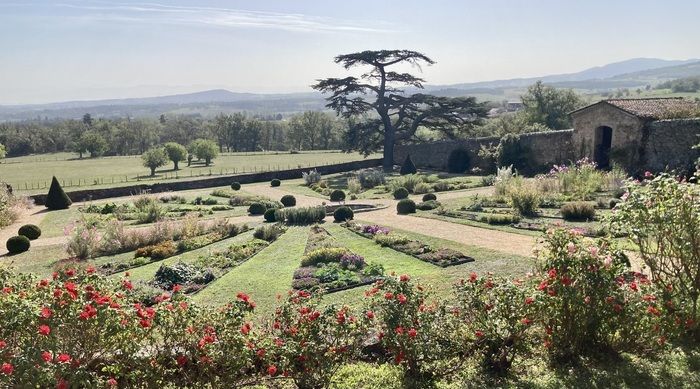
163,142,187,170
189,139,219,166
45,176,72,210
141,147,168,176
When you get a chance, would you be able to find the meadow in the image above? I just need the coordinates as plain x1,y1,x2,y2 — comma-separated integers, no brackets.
0,150,380,194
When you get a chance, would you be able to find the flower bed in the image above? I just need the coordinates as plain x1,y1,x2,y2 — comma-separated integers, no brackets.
345,222,474,267
291,226,383,293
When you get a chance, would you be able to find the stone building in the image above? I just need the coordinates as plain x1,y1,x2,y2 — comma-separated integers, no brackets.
570,98,700,173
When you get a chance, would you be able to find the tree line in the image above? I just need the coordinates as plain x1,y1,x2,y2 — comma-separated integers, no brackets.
0,111,347,158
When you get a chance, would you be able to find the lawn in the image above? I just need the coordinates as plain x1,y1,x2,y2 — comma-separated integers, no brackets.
1,150,380,194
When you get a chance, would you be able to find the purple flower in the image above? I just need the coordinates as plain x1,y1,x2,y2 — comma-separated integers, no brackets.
362,225,390,235
340,253,365,269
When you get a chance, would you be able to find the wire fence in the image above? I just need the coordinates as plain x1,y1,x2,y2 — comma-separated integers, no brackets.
10,160,338,192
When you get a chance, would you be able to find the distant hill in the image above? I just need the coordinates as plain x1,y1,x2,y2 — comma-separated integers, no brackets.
2,58,700,121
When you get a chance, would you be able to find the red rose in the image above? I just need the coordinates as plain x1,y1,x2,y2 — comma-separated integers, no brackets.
384,292,394,300
176,355,188,367
395,326,404,335
399,274,410,282
267,365,278,376
469,272,478,282
396,294,407,304
57,353,71,363
42,351,53,362
1,363,13,375
38,325,51,336
407,328,417,338
107,378,117,386
365,310,374,319
525,297,534,305
475,330,484,338
0,340,5,349
240,323,251,335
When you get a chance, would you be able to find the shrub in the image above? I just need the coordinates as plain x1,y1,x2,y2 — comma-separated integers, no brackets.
302,169,322,186
65,217,102,259
264,208,277,222
153,261,215,289
422,193,437,202
45,176,72,210
330,189,346,202
135,240,177,260
549,158,606,200
447,148,470,173
610,173,700,330
253,224,285,242
333,206,354,222
202,198,218,205
374,233,410,247
270,179,281,187
280,195,296,207
134,197,165,224
301,247,350,267
508,181,540,216
248,202,267,215
498,133,530,173
389,174,425,193
347,177,362,194
431,181,452,192
400,154,418,175
18,224,41,240
356,169,385,188
560,201,596,221
393,187,409,200
6,235,30,254
275,206,326,225
231,182,241,190
494,165,515,196
416,200,441,211
413,182,432,194
481,214,520,225
396,199,416,215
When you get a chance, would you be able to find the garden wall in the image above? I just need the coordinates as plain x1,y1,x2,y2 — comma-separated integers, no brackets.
31,158,382,205
394,130,574,173
641,118,700,174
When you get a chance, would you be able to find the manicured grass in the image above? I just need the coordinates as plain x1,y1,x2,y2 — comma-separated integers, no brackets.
39,208,79,238
0,243,69,277
3,150,380,194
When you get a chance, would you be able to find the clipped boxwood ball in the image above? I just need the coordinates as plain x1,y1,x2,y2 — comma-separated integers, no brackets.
393,187,409,200
248,202,267,215
333,206,354,222
6,235,30,254
231,182,241,190
422,193,437,202
264,208,277,223
18,224,42,240
329,189,346,202
270,179,281,187
396,199,416,215
280,195,296,207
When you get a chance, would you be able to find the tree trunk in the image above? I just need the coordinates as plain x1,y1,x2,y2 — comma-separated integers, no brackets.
382,125,395,172
205,158,211,166
174,160,179,170
150,167,156,176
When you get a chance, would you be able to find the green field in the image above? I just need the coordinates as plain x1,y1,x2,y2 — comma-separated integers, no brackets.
0,150,380,194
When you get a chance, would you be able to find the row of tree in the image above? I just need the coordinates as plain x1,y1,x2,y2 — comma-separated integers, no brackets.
141,139,219,176
0,111,347,158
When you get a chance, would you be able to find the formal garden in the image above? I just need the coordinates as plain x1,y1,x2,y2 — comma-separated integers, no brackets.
0,153,698,387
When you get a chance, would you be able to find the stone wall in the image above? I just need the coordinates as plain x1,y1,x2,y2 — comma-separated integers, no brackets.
393,130,574,173
31,158,382,205
641,119,700,174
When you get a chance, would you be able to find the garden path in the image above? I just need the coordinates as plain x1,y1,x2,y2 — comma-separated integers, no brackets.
0,205,49,255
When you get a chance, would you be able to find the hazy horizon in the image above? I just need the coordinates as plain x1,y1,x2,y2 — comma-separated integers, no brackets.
1,0,699,105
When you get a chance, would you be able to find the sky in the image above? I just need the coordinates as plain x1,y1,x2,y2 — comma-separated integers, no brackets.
0,0,699,105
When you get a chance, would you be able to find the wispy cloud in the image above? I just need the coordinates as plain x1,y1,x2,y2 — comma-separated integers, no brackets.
43,1,393,33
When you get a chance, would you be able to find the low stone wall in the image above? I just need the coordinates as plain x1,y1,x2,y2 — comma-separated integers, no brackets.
31,158,382,205
394,130,574,173
641,119,700,174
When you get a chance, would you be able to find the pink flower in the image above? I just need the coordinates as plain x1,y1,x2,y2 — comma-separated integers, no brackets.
603,255,613,268
588,246,599,257
566,242,576,254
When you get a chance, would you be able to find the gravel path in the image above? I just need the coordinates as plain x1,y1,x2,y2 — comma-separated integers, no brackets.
0,205,50,255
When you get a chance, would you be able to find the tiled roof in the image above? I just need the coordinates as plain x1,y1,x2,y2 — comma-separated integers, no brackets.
572,97,700,120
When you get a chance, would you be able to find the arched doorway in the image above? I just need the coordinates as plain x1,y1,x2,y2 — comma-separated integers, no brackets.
594,126,613,169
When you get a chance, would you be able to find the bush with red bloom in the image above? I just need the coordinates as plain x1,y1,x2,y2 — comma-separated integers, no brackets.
454,274,533,375
260,290,367,389
367,275,465,385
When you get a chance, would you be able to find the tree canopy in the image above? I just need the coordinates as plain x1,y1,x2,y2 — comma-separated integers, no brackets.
163,142,187,170
520,81,584,130
313,50,488,171
189,139,219,166
141,147,168,176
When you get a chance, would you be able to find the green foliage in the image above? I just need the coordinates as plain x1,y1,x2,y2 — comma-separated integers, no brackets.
356,169,385,189
400,154,417,175
134,240,177,260
521,80,584,130
508,180,540,216
253,224,286,242
230,182,241,190
188,138,219,166
333,206,354,222
302,169,322,186
497,134,530,172
610,173,700,326
389,174,425,193
270,178,281,187
480,214,521,225
0,143,6,159
280,194,296,207
76,131,108,158
447,148,470,173
422,193,437,202
45,176,72,210
274,206,326,225
301,247,350,267
141,147,168,176
162,142,187,170
330,189,346,202
248,202,267,215
560,201,596,221
393,187,409,200
396,199,416,215
6,235,30,254
263,208,277,222
153,261,215,290
416,200,441,211
347,177,362,194
656,76,700,93
17,224,41,240
413,182,432,194
133,196,164,224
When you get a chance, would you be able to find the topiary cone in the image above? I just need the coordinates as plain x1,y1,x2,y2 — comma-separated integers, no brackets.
400,154,417,175
45,176,72,210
